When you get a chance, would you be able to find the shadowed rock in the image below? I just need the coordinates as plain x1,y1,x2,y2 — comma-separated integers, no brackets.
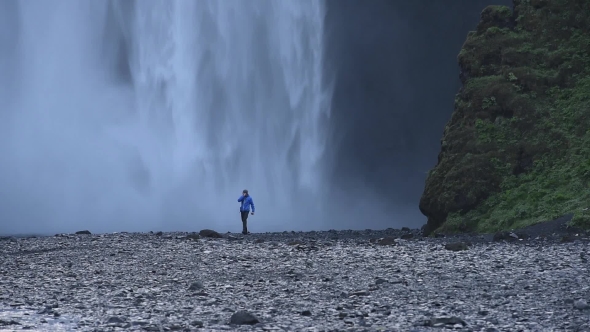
444,242,469,251
493,231,519,242
199,229,222,238
422,316,467,327
376,237,396,246
186,233,200,241
229,310,260,325
188,281,204,291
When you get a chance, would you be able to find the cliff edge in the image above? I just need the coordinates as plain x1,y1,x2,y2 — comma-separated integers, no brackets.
420,0,590,235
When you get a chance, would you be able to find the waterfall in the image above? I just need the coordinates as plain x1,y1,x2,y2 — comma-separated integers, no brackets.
0,0,331,234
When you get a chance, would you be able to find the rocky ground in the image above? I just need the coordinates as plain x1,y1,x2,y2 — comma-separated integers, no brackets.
0,223,589,331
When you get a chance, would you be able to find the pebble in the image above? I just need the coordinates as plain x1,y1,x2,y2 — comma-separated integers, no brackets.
0,229,588,331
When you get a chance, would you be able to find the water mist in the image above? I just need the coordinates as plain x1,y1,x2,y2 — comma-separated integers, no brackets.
0,0,332,235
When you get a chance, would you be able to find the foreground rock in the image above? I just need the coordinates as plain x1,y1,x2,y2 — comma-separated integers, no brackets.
199,229,223,238
230,310,260,325
0,230,588,331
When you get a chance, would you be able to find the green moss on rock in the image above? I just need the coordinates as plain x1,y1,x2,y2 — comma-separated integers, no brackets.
420,0,590,235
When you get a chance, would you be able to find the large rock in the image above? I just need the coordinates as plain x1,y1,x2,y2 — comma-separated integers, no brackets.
420,0,590,235
198,229,222,238
229,310,260,325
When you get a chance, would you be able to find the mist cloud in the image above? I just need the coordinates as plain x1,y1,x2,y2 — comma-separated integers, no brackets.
0,0,510,235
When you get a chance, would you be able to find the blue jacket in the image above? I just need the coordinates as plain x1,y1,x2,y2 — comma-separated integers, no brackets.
238,195,255,212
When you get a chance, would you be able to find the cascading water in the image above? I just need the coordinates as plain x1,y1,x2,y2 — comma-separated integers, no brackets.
0,0,332,234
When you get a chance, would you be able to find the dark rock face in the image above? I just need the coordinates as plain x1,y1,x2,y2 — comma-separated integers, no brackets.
420,0,590,235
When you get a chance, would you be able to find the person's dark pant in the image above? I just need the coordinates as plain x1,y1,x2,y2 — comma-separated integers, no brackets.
240,211,249,234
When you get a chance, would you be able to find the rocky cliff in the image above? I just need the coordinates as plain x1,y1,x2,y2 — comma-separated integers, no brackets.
420,0,590,235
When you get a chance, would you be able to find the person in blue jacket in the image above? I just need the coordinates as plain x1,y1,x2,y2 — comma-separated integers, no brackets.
238,189,255,234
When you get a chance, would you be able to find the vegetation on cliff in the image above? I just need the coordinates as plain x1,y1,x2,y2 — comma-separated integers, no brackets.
420,0,590,234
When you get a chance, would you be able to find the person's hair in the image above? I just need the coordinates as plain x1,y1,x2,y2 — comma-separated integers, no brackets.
242,189,249,195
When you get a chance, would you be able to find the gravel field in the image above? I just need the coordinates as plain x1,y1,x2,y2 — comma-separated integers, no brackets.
0,225,589,332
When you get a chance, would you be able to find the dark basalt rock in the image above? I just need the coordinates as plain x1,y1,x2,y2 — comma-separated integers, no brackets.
376,237,396,246
229,310,260,325
199,229,222,238
186,233,200,240
444,242,470,251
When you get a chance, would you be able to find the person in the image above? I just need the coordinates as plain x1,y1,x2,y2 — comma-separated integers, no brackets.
237,189,255,235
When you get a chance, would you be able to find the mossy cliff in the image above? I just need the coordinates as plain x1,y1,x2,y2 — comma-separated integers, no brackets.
420,0,590,235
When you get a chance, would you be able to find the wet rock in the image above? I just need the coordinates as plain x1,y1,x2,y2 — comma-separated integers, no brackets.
199,229,222,238
400,233,414,240
376,237,396,246
0,319,20,326
106,316,126,324
375,277,388,285
423,316,467,327
0,237,15,242
574,299,589,310
185,232,200,240
350,290,370,297
190,320,204,327
444,242,469,251
229,310,260,325
188,281,204,291
493,231,519,242
301,310,312,316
